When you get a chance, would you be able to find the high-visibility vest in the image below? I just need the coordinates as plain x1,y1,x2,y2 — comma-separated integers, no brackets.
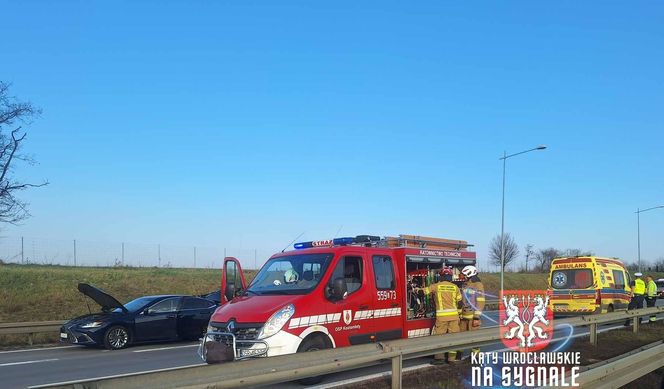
633,278,646,295
428,281,461,320
647,280,657,297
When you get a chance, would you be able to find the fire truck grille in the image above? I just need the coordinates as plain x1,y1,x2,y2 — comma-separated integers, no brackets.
209,322,262,340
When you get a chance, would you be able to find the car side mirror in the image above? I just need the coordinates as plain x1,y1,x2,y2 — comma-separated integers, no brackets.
225,283,236,302
328,277,347,301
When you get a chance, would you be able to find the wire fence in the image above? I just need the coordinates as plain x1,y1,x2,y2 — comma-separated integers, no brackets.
0,236,272,270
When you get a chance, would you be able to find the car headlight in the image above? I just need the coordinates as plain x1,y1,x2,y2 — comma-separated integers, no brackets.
257,304,295,339
80,321,103,328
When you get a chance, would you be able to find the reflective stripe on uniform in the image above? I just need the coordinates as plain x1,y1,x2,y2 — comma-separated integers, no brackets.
436,308,459,317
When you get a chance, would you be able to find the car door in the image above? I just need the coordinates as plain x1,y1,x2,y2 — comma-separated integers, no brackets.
370,253,402,341
324,252,375,345
177,297,217,339
221,257,247,304
134,297,181,341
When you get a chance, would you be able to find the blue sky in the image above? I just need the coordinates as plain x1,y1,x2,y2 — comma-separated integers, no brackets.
1,1,663,268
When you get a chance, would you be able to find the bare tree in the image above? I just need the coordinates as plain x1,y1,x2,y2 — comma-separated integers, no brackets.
489,233,519,271
524,244,534,272
535,248,560,272
0,82,48,224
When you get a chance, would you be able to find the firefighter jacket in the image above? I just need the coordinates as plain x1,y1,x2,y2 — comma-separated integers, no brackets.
461,280,485,320
425,281,462,321
632,278,646,295
647,280,657,298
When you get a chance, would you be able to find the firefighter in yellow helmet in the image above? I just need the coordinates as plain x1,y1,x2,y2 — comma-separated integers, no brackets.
420,267,462,364
460,265,485,357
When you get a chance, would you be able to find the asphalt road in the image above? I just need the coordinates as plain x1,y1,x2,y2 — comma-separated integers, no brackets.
2,307,662,389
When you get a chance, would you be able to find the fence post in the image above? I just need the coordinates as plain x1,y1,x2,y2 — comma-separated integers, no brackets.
589,323,597,345
391,353,402,389
633,316,639,333
28,333,33,346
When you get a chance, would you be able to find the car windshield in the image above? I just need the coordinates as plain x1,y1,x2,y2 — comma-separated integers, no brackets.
114,296,159,313
247,253,334,295
551,269,594,289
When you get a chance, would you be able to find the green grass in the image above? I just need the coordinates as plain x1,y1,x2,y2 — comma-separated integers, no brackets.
0,263,256,323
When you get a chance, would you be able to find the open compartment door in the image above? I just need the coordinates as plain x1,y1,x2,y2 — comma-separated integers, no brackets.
220,257,247,304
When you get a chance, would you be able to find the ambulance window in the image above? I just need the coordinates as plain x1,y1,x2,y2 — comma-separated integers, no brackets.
613,270,626,289
330,256,363,295
373,255,395,290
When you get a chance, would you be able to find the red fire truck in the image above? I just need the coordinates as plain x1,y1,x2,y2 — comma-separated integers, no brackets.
199,234,477,365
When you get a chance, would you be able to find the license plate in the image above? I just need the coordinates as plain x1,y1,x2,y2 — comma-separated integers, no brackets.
60,333,68,339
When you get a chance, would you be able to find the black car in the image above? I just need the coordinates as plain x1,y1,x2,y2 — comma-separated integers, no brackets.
60,283,218,350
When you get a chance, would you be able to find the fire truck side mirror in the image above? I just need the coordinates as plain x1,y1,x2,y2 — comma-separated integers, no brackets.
328,277,347,301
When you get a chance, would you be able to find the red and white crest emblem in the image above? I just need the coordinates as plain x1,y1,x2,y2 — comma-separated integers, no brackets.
343,310,353,325
499,290,553,352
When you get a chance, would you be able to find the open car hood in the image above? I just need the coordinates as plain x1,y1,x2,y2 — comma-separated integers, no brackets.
78,283,127,313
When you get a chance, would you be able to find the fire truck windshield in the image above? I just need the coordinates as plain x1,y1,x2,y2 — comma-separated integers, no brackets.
247,253,334,295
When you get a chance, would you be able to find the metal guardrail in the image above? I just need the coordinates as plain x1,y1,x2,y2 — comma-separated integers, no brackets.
0,321,66,345
30,306,664,389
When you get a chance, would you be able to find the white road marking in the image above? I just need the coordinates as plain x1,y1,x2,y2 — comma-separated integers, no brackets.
28,363,207,389
0,358,58,367
0,346,77,354
132,344,198,353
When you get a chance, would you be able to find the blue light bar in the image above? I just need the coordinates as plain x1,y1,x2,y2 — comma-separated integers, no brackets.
332,237,355,245
294,241,313,249
293,236,377,249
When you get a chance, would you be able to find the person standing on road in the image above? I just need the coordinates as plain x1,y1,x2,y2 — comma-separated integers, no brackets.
645,275,658,323
625,272,646,326
459,265,485,357
419,267,462,364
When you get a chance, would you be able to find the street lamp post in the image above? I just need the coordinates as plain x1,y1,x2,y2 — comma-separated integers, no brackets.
500,145,547,294
636,205,664,272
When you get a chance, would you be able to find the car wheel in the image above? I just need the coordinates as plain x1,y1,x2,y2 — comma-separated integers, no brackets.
104,326,130,350
296,336,328,385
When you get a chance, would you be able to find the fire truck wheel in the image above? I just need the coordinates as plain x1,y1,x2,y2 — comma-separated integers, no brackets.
296,336,328,385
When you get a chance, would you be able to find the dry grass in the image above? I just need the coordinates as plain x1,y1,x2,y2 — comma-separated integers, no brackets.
0,263,255,323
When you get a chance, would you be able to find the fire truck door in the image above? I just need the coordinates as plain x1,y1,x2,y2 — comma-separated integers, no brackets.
370,254,402,341
327,254,375,345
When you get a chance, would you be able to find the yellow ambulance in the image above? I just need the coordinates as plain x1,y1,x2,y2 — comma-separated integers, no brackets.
549,256,631,316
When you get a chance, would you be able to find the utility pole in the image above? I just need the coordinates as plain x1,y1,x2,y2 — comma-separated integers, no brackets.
121,242,125,265
254,248,257,270
73,239,77,267
158,244,161,267
194,246,197,269
21,237,24,264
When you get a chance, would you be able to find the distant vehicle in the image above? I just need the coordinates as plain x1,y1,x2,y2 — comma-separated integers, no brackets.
60,283,218,350
656,278,664,298
549,256,631,316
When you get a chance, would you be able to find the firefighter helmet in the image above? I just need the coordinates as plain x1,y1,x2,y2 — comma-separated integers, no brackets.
462,265,478,278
